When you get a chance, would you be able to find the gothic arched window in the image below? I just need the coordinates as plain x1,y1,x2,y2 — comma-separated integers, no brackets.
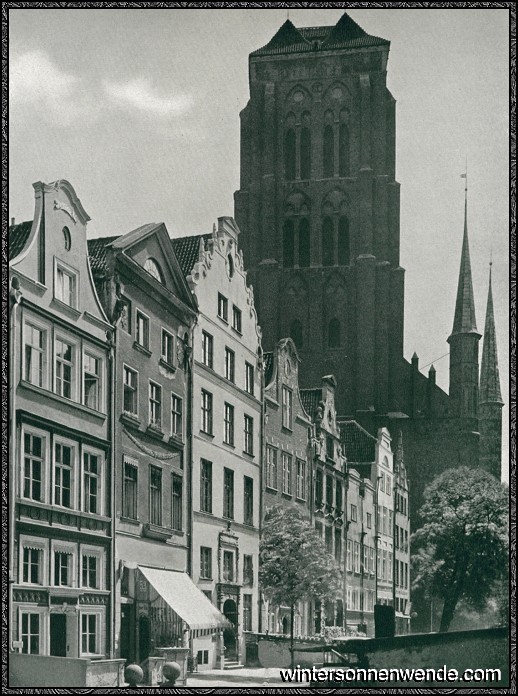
322,217,334,267
328,318,341,349
323,125,334,178
338,216,350,265
298,218,310,268
284,129,296,181
283,219,295,267
339,123,350,177
290,319,303,349
300,127,311,180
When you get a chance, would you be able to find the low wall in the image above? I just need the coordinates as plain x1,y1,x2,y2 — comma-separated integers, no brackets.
257,636,325,668
86,658,126,687
10,654,88,688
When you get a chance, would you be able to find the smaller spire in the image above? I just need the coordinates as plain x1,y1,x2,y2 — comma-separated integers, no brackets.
429,364,436,375
480,262,503,404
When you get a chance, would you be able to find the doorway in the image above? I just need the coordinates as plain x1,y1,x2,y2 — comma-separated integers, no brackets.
138,615,151,662
50,614,67,657
120,605,134,662
222,599,238,661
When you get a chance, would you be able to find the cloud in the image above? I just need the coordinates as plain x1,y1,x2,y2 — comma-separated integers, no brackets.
103,77,193,117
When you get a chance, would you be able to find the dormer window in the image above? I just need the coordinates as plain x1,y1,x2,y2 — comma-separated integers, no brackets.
144,258,164,284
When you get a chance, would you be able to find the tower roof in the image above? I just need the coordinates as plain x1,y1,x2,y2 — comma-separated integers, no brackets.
479,265,503,404
251,12,389,57
449,186,479,337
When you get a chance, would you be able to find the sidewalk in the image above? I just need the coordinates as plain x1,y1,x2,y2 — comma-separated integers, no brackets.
185,667,310,688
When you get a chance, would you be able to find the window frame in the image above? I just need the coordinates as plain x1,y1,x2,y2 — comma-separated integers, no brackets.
82,446,104,516
217,293,228,322
243,414,254,456
222,549,234,582
265,445,278,490
223,402,235,446
80,544,105,590
201,330,214,369
51,539,77,588
224,347,235,383
243,476,254,526
21,425,49,504
296,459,306,500
223,467,234,520
123,364,139,417
171,393,183,439
149,464,163,527
23,317,49,389
281,386,293,430
243,593,253,632
54,332,78,401
122,457,138,520
79,609,103,657
82,348,104,412
136,309,150,350
200,546,212,580
53,436,78,509
19,608,45,655
232,305,242,333
148,380,163,430
19,535,48,585
282,452,293,496
171,473,183,532
245,362,254,396
161,328,175,367
54,258,79,309
200,459,213,514
200,389,213,435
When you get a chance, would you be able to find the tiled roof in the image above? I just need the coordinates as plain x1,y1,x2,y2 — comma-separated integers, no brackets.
171,234,211,278
87,236,120,273
263,352,274,387
340,420,377,463
299,388,322,421
8,220,32,260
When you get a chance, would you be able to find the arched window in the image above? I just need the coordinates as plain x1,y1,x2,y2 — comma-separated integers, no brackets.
300,127,311,180
338,216,350,265
144,258,164,284
323,125,334,178
284,129,296,180
322,217,334,267
290,319,303,349
339,123,350,177
283,220,295,267
328,318,341,349
298,218,310,268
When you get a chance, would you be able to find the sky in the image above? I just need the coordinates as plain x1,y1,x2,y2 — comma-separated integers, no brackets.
8,6,510,480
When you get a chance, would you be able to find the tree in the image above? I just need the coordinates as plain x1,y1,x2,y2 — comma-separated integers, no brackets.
412,467,508,632
259,505,343,666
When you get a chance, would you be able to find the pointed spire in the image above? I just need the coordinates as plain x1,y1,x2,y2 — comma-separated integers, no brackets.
480,262,503,404
450,176,479,337
323,11,367,45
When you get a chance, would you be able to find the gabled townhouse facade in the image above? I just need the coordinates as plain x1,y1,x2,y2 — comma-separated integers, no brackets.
172,217,263,669
9,180,113,659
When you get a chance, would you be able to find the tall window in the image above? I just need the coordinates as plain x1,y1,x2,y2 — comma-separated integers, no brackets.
202,331,213,368
282,386,293,429
171,395,183,438
283,219,295,268
54,551,72,586
334,529,342,563
23,432,43,502
200,459,213,513
328,318,341,349
83,353,100,410
290,320,303,349
298,218,310,267
266,446,278,490
200,547,212,579
161,329,175,365
171,474,183,531
83,452,100,514
244,476,254,526
55,339,73,399
338,216,350,265
282,453,292,495
300,127,311,180
217,293,228,322
21,613,40,654
201,390,213,434
81,613,98,655
326,475,333,507
315,469,323,505
323,125,334,178
223,468,234,519
296,459,306,500
232,305,242,333
350,504,358,522
149,381,162,429
23,547,41,584
325,526,333,554
243,555,253,585
123,366,138,415
123,460,138,519
322,217,334,266
149,466,162,526
224,403,235,446
24,324,46,387
225,347,235,382
243,594,253,631
82,554,99,589
335,482,343,514
223,550,234,582
54,443,72,508
339,123,350,177
136,311,149,350
244,415,254,455
245,362,254,395
56,266,76,307
284,129,296,180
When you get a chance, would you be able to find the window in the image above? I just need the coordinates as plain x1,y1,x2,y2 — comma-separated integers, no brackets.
284,128,296,180
266,446,278,490
350,504,357,522
346,539,353,571
149,466,162,526
83,451,100,514
223,468,234,519
223,550,234,582
200,390,213,435
245,362,254,395
244,476,254,526
119,296,132,334
296,459,306,500
326,475,333,507
282,386,293,429
123,460,138,519
82,553,99,589
243,555,253,585
83,353,101,410
171,395,183,438
335,482,342,513
290,319,303,349
172,474,183,531
200,547,212,579
328,318,341,349
202,331,214,368
123,366,138,416
144,258,164,284
366,512,372,529
136,310,149,350
283,219,295,268
315,469,323,506
224,403,235,446
23,432,44,502
23,547,41,584
200,459,212,513
197,649,210,665
282,453,292,496
386,476,392,496
380,472,385,493
56,265,76,307
217,293,228,322
244,415,254,455
322,217,334,266
335,529,342,563
300,126,311,180
81,613,99,655
232,305,242,333
354,541,360,573
20,613,40,654
339,122,350,177
243,594,253,632
161,329,175,365
325,525,332,553
225,347,235,383
54,551,72,586
24,324,46,387
54,442,73,508
383,507,388,535
149,382,162,429
338,216,350,265
370,547,375,574
55,338,74,399
298,218,310,268
323,124,334,178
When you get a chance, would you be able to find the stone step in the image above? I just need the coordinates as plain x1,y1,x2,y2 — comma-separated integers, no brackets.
224,661,244,670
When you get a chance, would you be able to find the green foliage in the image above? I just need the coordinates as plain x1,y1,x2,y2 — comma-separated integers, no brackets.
259,505,342,610
412,467,508,631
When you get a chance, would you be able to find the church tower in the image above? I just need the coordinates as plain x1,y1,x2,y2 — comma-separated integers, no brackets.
235,13,404,415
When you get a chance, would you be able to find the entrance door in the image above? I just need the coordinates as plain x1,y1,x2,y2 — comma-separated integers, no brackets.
138,615,151,662
222,599,238,661
50,614,67,657
120,605,134,662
